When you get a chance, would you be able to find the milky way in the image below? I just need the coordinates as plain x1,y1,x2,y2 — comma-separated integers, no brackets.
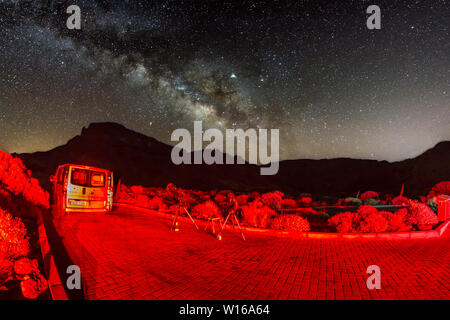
0,0,448,161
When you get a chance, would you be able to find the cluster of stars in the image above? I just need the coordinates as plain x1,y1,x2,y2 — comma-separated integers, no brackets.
0,0,448,161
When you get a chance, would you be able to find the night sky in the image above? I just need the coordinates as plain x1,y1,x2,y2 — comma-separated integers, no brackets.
0,0,448,161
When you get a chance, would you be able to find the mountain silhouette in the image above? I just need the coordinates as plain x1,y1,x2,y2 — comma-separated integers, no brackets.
16,122,450,197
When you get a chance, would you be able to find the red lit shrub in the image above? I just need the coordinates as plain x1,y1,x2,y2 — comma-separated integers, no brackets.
12,257,47,299
359,191,379,201
135,193,150,207
180,191,198,207
0,151,49,209
328,212,355,233
388,208,411,232
241,201,276,228
192,201,221,219
391,196,410,206
330,206,394,233
147,196,167,211
281,199,296,209
428,181,450,198
357,211,389,233
355,207,392,233
248,192,260,202
271,215,310,232
130,185,144,194
0,256,13,285
13,257,39,279
357,205,378,216
261,191,284,210
20,272,48,299
408,200,438,230
214,194,227,208
0,208,29,260
114,184,135,202
298,195,313,206
236,195,249,206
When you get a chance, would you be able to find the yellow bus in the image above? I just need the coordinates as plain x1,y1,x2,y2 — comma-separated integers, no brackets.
51,164,113,215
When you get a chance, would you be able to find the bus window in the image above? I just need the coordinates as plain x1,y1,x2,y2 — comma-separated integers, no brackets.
71,169,89,186
91,172,105,187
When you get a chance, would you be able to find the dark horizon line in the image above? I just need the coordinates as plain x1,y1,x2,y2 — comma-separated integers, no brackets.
7,121,449,165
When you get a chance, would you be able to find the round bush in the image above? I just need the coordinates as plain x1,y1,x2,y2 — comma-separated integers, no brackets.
408,201,438,228
428,181,450,198
192,200,221,219
0,208,30,261
241,201,276,228
328,212,355,233
359,191,379,201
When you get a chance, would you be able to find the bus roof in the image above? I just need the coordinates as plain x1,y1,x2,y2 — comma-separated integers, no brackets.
57,164,111,173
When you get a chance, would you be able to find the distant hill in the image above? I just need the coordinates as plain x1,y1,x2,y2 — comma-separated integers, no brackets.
16,122,450,197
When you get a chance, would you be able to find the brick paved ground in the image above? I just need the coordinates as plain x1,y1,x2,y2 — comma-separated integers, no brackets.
50,207,450,300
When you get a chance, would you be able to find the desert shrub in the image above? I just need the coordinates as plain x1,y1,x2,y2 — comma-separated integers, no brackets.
428,181,450,198
363,198,379,206
271,215,310,232
0,208,29,261
199,193,212,202
214,194,227,208
408,201,438,229
359,191,379,201
130,185,144,194
391,196,410,206
357,205,378,216
192,201,221,219
236,195,249,206
135,193,150,207
13,257,39,278
179,191,198,207
297,195,313,206
0,256,13,285
328,212,355,233
358,211,389,233
241,201,276,228
329,206,394,233
20,272,48,299
0,151,49,209
388,208,411,232
147,196,167,211
344,197,363,206
115,184,135,202
427,199,438,213
354,206,389,232
248,192,260,202
281,198,297,209
261,191,284,210
12,257,47,299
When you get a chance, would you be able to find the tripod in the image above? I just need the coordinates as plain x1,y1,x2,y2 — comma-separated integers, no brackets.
217,209,245,240
171,206,199,231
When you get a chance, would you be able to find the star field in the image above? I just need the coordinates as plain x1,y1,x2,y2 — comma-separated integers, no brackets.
0,0,448,161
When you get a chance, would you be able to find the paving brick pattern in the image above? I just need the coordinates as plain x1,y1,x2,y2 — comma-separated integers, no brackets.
51,207,450,300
